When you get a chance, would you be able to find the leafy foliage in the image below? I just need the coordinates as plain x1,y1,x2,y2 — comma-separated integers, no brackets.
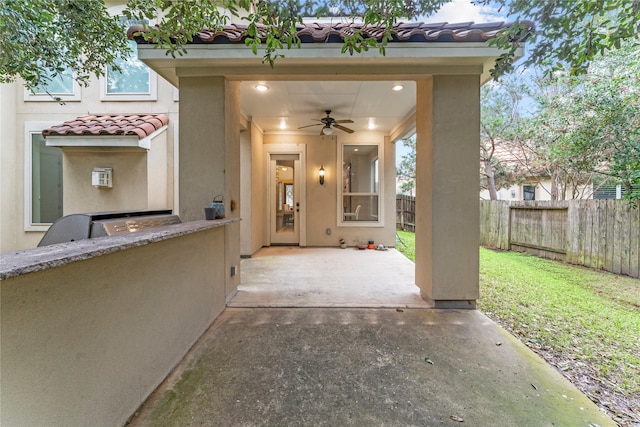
0,0,131,92
480,76,528,199
3,1,638,87
524,42,640,201
476,0,640,77
396,135,416,196
478,41,640,202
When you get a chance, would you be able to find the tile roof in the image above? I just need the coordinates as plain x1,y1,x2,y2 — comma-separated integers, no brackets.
42,114,169,140
128,21,534,45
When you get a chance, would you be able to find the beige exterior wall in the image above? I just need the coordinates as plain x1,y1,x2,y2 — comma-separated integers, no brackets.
241,121,267,255
1,226,228,426
0,83,21,250
480,180,594,201
177,76,241,297
0,72,177,251
63,149,148,213
261,130,395,249
252,124,268,251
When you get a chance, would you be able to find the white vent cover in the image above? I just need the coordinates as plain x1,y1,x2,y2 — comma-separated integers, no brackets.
92,168,113,188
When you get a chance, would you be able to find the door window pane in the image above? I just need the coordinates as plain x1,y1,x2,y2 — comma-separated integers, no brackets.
31,134,63,224
276,162,295,232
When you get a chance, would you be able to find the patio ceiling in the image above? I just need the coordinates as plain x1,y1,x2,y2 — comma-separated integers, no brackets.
238,80,416,135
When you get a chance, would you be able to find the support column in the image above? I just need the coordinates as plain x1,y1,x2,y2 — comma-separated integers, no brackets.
415,75,480,309
178,76,241,298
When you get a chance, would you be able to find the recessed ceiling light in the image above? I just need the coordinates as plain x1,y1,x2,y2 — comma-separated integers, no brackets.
255,83,269,92
368,118,376,129
392,84,404,91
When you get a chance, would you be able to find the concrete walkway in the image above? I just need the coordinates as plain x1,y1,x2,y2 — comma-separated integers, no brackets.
127,248,614,426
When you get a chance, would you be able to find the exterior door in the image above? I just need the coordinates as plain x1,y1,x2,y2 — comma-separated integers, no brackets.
270,154,301,245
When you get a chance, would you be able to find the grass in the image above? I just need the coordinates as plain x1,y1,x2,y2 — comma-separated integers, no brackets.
395,230,415,261
395,230,640,424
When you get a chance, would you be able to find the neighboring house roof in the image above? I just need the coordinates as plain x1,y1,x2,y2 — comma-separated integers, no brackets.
42,114,169,140
481,138,549,179
128,21,534,45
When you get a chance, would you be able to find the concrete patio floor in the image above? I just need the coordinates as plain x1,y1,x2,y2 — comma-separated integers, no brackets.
229,246,430,308
127,247,614,426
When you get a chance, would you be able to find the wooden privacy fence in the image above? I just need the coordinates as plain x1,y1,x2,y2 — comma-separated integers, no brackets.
480,200,640,278
396,195,415,232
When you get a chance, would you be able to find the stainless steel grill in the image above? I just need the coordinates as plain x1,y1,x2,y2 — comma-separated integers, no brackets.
38,210,181,247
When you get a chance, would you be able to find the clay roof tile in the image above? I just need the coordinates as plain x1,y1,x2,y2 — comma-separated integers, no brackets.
129,20,534,45
42,114,169,140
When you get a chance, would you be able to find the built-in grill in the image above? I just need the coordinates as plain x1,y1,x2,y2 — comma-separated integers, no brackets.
38,210,182,247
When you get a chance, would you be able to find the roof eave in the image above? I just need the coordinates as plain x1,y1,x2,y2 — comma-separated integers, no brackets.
136,42,524,86
45,125,167,151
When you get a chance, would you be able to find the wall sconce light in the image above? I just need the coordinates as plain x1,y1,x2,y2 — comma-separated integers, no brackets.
319,165,325,185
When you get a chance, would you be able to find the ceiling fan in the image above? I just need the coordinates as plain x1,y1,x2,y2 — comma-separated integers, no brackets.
298,110,355,135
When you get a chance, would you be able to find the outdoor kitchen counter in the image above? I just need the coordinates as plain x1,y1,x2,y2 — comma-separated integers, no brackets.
0,218,240,280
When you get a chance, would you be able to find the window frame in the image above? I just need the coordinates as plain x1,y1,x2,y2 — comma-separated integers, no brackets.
23,69,81,102
24,122,63,231
337,141,384,228
523,184,536,201
99,12,157,101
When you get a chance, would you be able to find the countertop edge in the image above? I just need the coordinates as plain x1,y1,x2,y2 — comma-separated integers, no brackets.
0,219,241,280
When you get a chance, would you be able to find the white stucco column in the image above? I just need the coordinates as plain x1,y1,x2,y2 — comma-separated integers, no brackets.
414,76,480,309
178,76,241,297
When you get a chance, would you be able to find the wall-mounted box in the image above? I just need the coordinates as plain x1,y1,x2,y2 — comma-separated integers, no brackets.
92,168,113,188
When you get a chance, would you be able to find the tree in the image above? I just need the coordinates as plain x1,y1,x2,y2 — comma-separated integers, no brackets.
484,42,640,202
396,136,416,196
536,42,640,201
476,0,640,78
2,1,638,89
0,0,132,93
480,75,528,199
1,0,449,90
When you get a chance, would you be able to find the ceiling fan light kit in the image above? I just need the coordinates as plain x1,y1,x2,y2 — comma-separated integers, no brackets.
298,110,355,134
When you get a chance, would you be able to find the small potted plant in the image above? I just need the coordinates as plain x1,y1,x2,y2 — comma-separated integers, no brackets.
339,238,347,249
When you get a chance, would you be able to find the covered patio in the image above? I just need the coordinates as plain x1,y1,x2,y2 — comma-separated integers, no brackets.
126,247,613,426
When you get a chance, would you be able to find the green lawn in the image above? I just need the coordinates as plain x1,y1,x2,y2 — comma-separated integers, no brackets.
395,230,640,424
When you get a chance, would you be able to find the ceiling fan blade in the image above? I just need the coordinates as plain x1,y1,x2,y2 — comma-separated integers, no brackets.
334,119,354,124
334,124,355,133
298,123,323,129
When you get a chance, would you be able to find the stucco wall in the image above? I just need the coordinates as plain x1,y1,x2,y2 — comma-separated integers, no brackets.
479,180,594,201
0,83,21,250
241,121,266,256
262,131,396,248
0,226,227,426
415,75,480,307
63,149,149,214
